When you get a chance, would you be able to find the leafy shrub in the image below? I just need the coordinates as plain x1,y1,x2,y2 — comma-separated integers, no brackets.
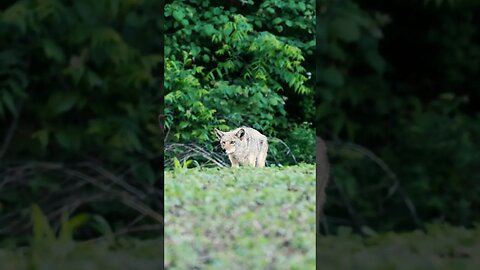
285,122,315,164
318,0,480,231
323,96,480,232
390,96,480,227
164,0,315,166
0,0,162,162
0,0,162,239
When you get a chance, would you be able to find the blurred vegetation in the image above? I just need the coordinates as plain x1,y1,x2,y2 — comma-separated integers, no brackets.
317,222,480,269
0,0,163,243
0,204,163,270
1,0,479,267
318,0,480,233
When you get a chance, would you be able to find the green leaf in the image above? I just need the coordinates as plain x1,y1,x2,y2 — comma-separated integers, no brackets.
321,67,344,87
31,129,50,148
54,129,81,151
42,39,65,63
59,212,90,242
179,121,189,129
2,90,17,116
1,1,29,34
298,2,306,11
332,18,360,42
31,204,55,244
204,24,215,35
365,51,386,73
173,157,181,169
172,10,185,21
47,91,78,115
91,214,114,241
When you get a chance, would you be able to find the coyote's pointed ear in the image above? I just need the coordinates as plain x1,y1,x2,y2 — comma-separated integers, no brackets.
214,128,224,139
235,128,245,140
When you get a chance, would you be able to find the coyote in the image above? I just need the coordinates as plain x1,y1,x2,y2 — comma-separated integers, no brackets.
214,126,268,168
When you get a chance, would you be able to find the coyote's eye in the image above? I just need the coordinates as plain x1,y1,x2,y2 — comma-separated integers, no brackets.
230,141,235,144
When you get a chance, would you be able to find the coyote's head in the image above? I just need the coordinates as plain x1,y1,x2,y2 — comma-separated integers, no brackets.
214,128,245,154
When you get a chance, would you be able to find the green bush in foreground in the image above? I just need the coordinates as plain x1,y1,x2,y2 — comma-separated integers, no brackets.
164,164,316,270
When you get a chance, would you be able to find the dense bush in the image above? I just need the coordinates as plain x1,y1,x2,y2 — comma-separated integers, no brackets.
1,0,162,161
0,0,162,238
318,0,480,232
164,0,316,166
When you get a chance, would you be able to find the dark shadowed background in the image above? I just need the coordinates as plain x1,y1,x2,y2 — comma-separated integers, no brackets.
318,0,480,234
0,1,164,266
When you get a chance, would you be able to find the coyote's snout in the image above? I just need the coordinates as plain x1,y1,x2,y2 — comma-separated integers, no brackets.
214,126,268,168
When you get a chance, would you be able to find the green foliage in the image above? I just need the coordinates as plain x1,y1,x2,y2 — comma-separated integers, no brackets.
0,204,163,269
0,0,162,161
265,122,315,166
164,0,315,163
318,0,480,231
390,97,480,226
0,0,162,245
164,164,315,269
324,98,480,231
317,0,388,139
164,54,217,143
172,156,193,170
30,204,90,263
284,122,315,164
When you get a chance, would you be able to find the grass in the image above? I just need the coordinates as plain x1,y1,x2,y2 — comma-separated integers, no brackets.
164,164,316,270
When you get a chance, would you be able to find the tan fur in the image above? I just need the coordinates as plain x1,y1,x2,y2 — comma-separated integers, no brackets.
214,126,268,168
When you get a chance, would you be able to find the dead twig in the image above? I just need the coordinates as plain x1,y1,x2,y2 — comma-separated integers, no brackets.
80,162,147,200
165,143,228,168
